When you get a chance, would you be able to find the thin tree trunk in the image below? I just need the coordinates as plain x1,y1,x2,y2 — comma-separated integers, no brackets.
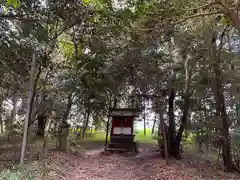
20,49,37,166
6,94,17,138
196,111,203,153
151,116,156,135
0,99,3,134
28,63,42,143
82,108,90,140
114,96,117,108
157,114,161,148
104,103,111,151
11,95,17,127
143,98,146,136
62,94,73,122
203,95,209,156
36,114,47,137
160,107,169,165
198,128,204,153
0,118,3,134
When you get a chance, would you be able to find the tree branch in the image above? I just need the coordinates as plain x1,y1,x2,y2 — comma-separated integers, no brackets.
28,109,48,128
175,11,221,25
36,70,51,92
0,14,38,22
182,2,218,12
132,11,221,33
217,0,240,30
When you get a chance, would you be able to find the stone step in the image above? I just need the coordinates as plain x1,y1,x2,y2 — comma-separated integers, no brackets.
108,143,133,148
106,147,128,151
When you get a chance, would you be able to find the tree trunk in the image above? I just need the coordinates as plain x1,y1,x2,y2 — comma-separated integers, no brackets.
174,54,193,159
211,32,234,171
36,114,47,137
143,99,146,136
28,63,42,143
6,94,17,138
151,116,156,135
214,63,234,171
20,49,37,166
104,104,111,151
167,39,176,149
36,89,45,137
168,89,175,138
82,108,90,140
174,93,191,159
197,128,204,153
0,99,3,134
11,95,17,126
62,94,73,122
114,97,117,108
167,71,176,156
0,118,3,134
166,53,193,159
159,107,169,164
217,1,240,30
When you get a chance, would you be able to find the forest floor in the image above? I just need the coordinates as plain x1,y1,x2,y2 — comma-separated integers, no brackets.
39,145,240,180
1,136,240,180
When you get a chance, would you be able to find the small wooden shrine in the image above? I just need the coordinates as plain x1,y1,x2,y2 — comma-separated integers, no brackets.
105,94,141,152
105,108,141,152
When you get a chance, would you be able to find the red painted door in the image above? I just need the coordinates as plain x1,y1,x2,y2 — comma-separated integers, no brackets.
111,116,134,135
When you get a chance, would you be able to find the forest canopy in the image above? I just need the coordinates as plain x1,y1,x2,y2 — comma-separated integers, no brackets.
0,0,240,175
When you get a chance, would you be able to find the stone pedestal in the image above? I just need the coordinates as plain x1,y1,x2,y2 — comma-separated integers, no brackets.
59,121,70,151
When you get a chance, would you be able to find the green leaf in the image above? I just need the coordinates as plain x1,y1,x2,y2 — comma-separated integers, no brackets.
220,16,231,25
7,0,21,8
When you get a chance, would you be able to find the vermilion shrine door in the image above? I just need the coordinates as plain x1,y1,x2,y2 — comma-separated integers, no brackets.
111,116,134,136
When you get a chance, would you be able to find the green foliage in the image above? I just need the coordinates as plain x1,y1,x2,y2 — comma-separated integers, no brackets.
69,128,156,144
0,169,33,180
1,0,240,174
86,131,107,142
83,0,109,9
7,0,21,8
134,128,156,143
220,16,232,26
59,40,75,59
182,132,196,149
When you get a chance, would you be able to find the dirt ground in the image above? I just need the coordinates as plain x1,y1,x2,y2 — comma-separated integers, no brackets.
42,145,240,180
1,137,240,180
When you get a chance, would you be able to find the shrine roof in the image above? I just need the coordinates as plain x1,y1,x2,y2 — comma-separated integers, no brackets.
109,108,141,117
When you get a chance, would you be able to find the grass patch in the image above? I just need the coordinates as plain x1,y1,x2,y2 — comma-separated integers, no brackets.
135,129,156,144
85,131,107,143
73,128,156,144
69,131,107,143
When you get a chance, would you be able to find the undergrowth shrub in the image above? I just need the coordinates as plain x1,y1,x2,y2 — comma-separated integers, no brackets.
152,132,158,139
0,169,33,180
182,132,196,150
232,135,240,170
0,160,53,180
